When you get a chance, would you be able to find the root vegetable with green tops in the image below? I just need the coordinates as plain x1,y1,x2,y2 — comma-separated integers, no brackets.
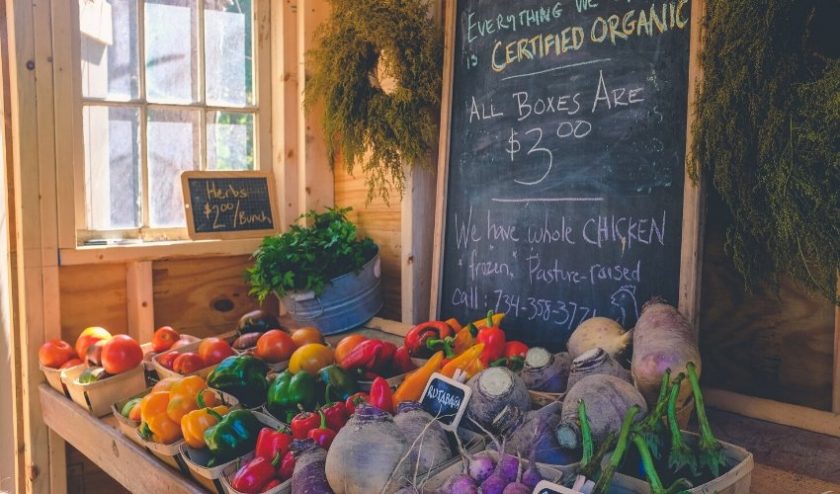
593,405,640,494
687,361,726,477
667,372,698,475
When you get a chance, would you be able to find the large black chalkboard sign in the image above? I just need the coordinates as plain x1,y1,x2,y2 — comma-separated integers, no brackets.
181,171,280,240
433,0,694,349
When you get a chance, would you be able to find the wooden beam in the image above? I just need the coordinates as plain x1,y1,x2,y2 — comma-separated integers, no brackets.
39,385,205,494
706,387,840,438
126,261,154,343
677,0,707,333
296,0,333,216
59,238,261,265
272,0,299,229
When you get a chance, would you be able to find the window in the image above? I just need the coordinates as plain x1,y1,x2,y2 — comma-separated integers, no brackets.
77,0,267,242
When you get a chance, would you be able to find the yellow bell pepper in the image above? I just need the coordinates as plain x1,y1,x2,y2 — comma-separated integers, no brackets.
473,312,505,329
139,391,182,444
392,351,444,405
166,375,219,424
441,343,485,380
181,405,229,449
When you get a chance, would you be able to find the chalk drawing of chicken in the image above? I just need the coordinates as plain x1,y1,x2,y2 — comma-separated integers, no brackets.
610,285,639,326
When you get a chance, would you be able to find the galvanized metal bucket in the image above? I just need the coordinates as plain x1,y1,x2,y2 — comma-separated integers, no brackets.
278,251,383,335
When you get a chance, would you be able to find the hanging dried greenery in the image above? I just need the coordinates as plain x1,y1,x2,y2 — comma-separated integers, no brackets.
693,0,840,302
305,0,442,202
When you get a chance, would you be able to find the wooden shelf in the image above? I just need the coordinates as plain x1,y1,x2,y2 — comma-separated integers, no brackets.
39,385,206,494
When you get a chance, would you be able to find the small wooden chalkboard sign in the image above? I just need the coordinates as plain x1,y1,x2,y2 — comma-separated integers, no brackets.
181,171,280,240
420,372,472,431
533,480,583,494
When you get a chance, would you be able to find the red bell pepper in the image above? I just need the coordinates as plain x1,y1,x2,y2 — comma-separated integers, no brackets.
290,410,321,440
231,455,280,493
320,402,348,431
262,479,281,492
476,311,506,365
369,377,394,414
502,340,529,371
404,321,454,358
376,341,397,373
279,451,295,481
345,391,369,416
340,339,395,373
392,345,415,374
307,411,337,450
255,426,292,461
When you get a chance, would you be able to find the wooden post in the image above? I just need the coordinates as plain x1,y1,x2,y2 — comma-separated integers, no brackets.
296,0,334,216
126,261,155,343
273,0,300,230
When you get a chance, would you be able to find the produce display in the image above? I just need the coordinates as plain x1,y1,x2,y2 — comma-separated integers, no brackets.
44,299,741,494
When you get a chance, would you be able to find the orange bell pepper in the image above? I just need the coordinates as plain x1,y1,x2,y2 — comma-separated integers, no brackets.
139,391,181,444
441,343,485,380
181,405,229,448
166,375,219,424
392,351,444,405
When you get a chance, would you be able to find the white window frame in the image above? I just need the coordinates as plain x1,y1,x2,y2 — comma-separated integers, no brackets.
54,0,272,255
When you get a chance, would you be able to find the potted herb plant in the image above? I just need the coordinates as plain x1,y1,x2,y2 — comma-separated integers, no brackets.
247,207,382,334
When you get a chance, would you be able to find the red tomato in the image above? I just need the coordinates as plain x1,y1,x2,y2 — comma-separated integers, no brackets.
255,330,296,363
74,326,112,360
198,337,235,366
60,358,84,369
151,326,180,353
171,338,194,351
157,351,179,370
173,352,205,374
38,339,76,368
101,335,143,374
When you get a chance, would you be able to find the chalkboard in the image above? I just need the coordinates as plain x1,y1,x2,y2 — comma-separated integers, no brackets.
433,0,694,349
181,171,280,240
420,373,472,430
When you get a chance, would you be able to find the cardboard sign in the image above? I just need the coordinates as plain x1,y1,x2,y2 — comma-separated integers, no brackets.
420,372,471,431
181,171,280,240
533,480,584,494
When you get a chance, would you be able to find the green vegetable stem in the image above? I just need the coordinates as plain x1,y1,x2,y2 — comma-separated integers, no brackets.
638,368,672,459
593,404,640,494
578,400,594,467
632,433,692,494
666,373,698,476
687,361,726,477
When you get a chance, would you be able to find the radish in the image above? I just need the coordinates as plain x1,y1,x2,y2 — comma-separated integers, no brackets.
566,347,631,390
438,473,478,494
568,317,631,359
631,299,701,407
519,348,571,393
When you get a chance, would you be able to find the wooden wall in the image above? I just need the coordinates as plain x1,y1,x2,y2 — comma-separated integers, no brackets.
699,196,835,411
334,166,402,321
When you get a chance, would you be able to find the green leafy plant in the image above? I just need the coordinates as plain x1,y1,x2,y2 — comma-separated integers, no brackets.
247,208,377,301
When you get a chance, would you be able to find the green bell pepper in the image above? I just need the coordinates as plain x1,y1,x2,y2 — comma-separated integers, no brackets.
266,370,317,422
319,364,358,402
203,409,262,465
206,355,268,408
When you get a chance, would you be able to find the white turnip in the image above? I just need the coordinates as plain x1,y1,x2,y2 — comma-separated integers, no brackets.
566,347,631,390
465,368,529,434
555,374,647,451
519,348,571,393
631,299,701,407
567,317,631,359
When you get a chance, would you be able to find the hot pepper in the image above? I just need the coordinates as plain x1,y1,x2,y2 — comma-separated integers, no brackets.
207,355,269,409
392,345,415,374
290,410,321,440
204,409,262,465
404,321,453,358
231,455,281,493
344,391,369,416
266,370,317,422
440,343,485,380
476,311,506,365
166,375,218,424
279,451,295,481
307,411,336,450
255,426,293,461
368,377,394,413
320,402,348,431
181,405,230,449
139,391,181,444
318,365,359,402
501,340,529,371
392,351,444,405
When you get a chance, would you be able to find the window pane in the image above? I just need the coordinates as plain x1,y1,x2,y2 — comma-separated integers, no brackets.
207,112,255,170
147,108,200,227
80,0,140,99
83,106,141,229
205,0,254,106
144,0,199,104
